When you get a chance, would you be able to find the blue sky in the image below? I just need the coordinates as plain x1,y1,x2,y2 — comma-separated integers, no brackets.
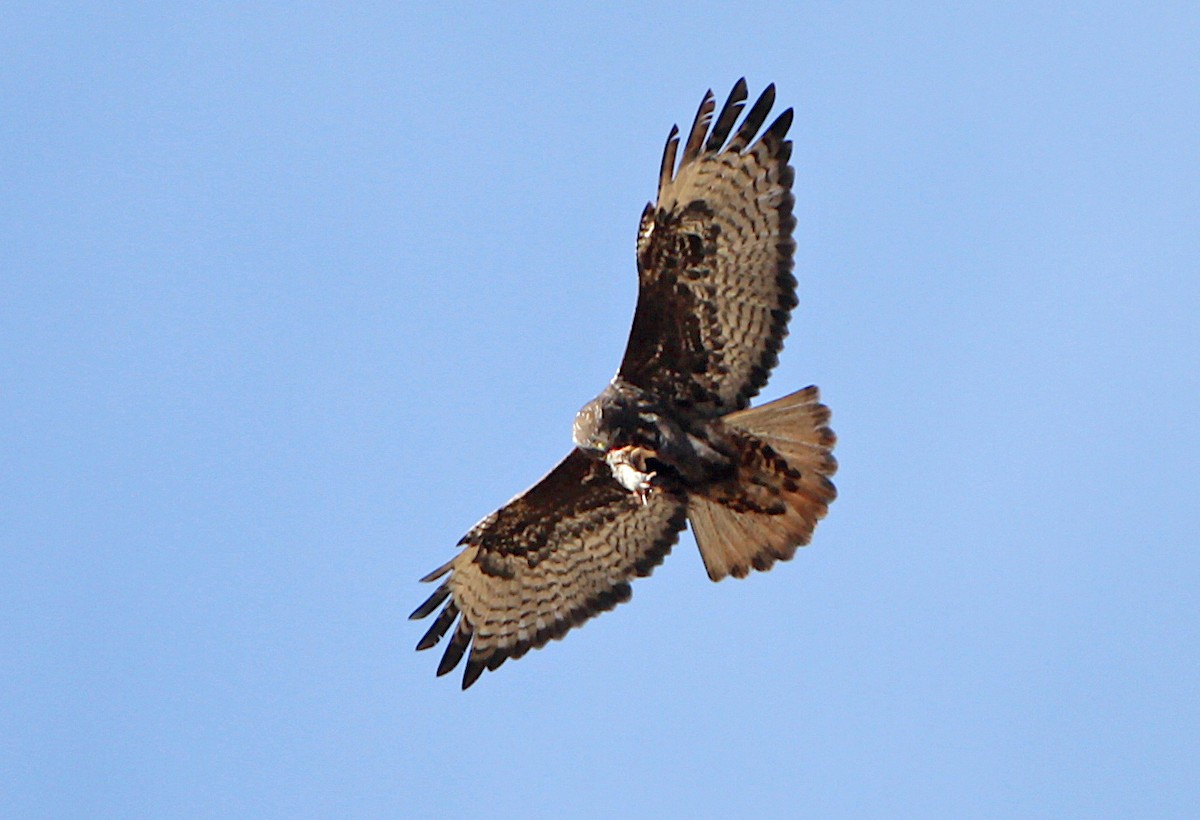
4,3,1198,817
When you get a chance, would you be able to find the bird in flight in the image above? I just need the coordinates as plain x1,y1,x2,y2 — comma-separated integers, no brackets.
412,80,837,688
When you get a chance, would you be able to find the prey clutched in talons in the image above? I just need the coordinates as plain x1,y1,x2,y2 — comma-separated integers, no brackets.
605,446,659,505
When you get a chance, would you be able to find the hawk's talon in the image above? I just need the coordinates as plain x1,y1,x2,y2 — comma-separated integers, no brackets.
605,447,659,502
634,483,655,506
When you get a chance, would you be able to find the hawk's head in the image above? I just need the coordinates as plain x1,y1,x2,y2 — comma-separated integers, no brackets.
571,381,645,456
572,396,606,454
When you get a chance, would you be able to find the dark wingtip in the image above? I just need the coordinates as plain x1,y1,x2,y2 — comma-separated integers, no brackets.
680,89,717,166
766,107,794,143
415,600,458,650
727,83,778,153
658,124,681,192
436,625,471,677
409,582,450,620
418,558,454,584
462,654,486,689
705,79,750,153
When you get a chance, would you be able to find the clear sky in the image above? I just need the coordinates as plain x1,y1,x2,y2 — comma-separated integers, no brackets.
4,3,1198,817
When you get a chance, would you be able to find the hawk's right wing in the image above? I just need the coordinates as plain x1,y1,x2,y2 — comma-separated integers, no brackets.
411,449,687,689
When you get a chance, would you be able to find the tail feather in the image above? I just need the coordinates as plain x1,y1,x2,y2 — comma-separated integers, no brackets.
688,386,837,581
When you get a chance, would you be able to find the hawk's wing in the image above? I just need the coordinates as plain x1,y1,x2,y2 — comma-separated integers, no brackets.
619,79,797,417
410,449,688,689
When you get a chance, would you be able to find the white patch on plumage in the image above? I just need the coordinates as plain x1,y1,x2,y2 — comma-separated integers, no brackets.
605,447,657,505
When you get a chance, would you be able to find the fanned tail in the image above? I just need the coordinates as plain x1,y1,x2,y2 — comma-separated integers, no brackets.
687,386,837,581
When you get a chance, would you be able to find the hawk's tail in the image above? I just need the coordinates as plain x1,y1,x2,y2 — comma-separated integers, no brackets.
687,386,837,581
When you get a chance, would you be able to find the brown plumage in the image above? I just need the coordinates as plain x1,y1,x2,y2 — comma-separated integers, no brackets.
625,80,797,417
412,80,837,688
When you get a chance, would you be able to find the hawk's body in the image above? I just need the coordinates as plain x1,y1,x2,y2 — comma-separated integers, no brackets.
412,81,837,688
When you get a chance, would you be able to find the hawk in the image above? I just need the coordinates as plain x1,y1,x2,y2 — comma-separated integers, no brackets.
412,80,837,688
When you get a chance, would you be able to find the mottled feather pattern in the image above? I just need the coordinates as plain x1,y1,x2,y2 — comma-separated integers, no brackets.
411,450,688,688
689,387,837,581
623,80,798,416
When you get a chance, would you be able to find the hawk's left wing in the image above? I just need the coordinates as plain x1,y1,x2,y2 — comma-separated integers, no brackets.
410,449,687,688
619,79,798,417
